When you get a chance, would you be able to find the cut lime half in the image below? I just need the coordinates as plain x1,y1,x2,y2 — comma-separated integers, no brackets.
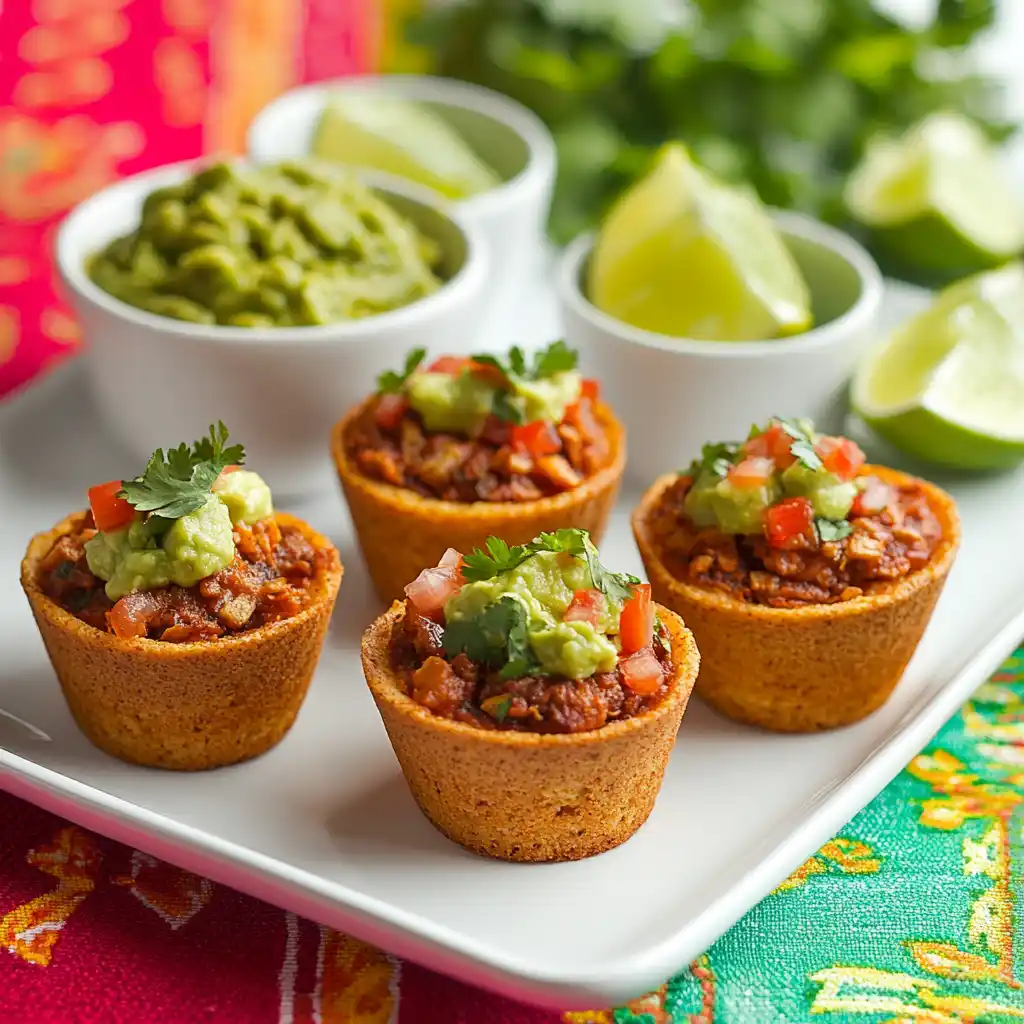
312,94,501,201
588,143,812,341
852,263,1024,471
845,113,1024,277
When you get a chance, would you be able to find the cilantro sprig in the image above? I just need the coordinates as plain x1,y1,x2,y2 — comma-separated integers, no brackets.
117,421,244,521
469,340,579,425
376,347,425,394
816,517,853,542
776,418,823,471
442,596,541,679
684,418,824,480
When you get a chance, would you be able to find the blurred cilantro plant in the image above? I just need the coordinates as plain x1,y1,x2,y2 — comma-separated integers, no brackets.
408,0,1012,246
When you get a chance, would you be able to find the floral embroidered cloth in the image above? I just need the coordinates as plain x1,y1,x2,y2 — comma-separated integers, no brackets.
2,3,1023,1022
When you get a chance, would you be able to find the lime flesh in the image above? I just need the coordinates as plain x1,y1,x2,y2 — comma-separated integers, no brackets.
312,94,501,201
845,113,1024,276
588,143,812,341
852,263,1024,471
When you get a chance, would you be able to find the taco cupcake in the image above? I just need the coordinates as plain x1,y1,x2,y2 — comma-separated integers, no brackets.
361,528,699,862
21,424,342,770
332,341,625,602
632,419,959,733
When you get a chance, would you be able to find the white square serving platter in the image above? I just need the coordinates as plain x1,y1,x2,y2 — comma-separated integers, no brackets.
2,287,1023,1012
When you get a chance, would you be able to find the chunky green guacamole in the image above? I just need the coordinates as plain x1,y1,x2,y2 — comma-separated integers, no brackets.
86,464,273,600
87,161,443,327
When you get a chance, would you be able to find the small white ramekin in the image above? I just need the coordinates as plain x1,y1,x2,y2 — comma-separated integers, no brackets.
247,74,556,346
55,159,490,498
557,211,885,487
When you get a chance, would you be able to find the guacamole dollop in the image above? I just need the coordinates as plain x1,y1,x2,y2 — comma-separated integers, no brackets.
87,161,442,327
85,467,274,600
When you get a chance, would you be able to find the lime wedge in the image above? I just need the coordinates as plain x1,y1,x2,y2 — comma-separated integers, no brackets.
588,143,812,341
845,113,1024,278
312,94,501,201
852,262,1024,471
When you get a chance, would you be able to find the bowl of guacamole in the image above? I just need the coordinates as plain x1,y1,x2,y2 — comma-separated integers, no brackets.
56,157,490,496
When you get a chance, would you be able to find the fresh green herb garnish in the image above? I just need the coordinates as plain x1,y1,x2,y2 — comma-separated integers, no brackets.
654,614,670,655
531,340,578,379
774,418,823,471
377,347,426,394
685,441,740,480
816,517,853,542
471,340,580,423
118,421,245,521
490,388,524,425
442,596,543,678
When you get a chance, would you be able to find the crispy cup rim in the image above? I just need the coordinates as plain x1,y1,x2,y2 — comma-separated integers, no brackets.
361,599,700,747
632,465,961,622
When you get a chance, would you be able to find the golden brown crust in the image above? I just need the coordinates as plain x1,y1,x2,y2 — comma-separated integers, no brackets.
20,511,343,770
632,466,961,733
332,397,626,602
360,601,699,862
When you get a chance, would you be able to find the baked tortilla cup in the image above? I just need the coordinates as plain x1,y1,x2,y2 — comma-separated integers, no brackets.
21,511,343,771
332,397,625,603
633,466,959,733
361,600,699,862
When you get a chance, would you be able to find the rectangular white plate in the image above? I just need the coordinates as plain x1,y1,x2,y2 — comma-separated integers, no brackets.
2,287,1022,1012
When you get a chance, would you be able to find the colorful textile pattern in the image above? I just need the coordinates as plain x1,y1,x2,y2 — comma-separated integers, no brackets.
1,649,1022,1022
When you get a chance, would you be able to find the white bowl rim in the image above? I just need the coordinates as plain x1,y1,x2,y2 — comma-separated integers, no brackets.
557,209,885,359
246,73,557,217
55,157,490,347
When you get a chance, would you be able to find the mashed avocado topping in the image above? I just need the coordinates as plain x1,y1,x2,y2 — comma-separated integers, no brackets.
377,341,583,437
439,529,639,680
87,160,442,327
682,418,865,544
84,424,274,600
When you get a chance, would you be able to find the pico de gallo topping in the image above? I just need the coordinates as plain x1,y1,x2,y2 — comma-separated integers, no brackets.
391,529,672,734
347,341,611,502
37,425,333,641
646,419,943,608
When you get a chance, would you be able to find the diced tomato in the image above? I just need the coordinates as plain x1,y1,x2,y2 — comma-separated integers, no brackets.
404,563,462,620
437,547,465,581
619,583,654,655
565,588,604,627
512,419,561,457
427,355,472,375
764,497,815,549
743,423,795,469
816,436,866,481
87,480,134,533
727,456,774,490
479,414,512,446
580,378,600,402
619,648,664,695
375,393,409,431
851,476,895,517
563,395,603,445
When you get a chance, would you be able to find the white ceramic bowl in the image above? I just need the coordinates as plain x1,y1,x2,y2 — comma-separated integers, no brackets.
558,211,885,486
55,160,490,498
247,74,556,347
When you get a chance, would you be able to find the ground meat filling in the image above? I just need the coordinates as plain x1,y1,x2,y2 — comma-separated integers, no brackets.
347,398,611,502
648,474,943,608
38,513,325,642
391,602,671,734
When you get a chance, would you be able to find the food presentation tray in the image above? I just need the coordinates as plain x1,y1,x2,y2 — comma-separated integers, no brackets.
2,286,1023,1012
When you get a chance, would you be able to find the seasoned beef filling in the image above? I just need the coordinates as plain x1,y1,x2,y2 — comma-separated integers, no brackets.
38,513,325,641
347,397,611,502
649,474,943,608
391,602,671,734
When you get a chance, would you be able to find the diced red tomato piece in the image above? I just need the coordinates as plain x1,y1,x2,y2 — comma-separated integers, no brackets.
743,423,795,469
375,393,409,431
512,420,561,457
581,378,600,402
619,648,664,695
764,497,815,549
427,355,472,375
479,414,512,446
727,456,774,490
405,563,462,620
619,582,654,655
87,480,134,533
815,435,866,481
851,476,895,517
565,588,604,627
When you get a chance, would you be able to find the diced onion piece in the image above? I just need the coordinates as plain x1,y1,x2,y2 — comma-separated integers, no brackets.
852,476,895,516
727,456,774,490
405,565,462,619
564,588,604,627
619,647,664,695
619,582,653,655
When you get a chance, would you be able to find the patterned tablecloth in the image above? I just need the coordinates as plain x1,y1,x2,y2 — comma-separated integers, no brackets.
2,3,1023,1022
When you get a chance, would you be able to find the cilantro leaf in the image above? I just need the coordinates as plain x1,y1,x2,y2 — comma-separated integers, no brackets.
441,596,542,678
772,417,823,471
491,388,524,424
377,347,426,394
460,536,527,581
685,441,739,480
816,517,853,542
531,339,577,379
118,422,245,521
508,346,529,378
789,440,823,471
